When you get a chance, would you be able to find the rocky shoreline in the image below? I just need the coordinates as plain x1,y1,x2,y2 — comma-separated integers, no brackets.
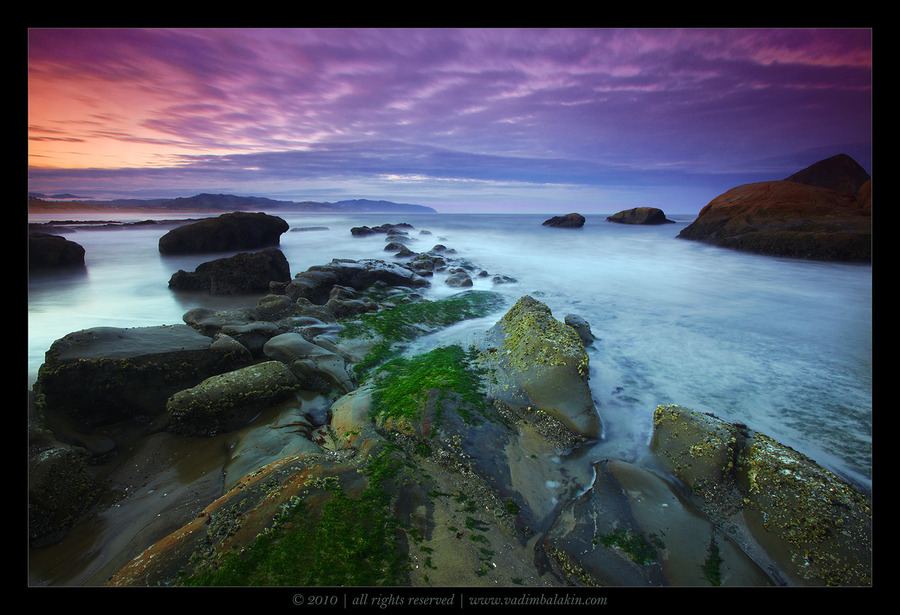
28,213,871,588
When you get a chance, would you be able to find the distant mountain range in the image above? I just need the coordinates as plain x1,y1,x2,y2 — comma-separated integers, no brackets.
27,193,438,214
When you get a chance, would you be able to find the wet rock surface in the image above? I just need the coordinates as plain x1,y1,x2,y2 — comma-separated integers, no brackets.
29,219,872,588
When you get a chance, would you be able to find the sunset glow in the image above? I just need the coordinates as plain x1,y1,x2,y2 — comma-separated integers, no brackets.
27,28,872,213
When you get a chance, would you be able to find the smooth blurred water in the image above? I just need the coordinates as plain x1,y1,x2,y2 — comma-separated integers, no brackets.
27,211,872,492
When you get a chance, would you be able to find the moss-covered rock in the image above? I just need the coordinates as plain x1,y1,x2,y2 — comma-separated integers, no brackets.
480,295,600,438
651,404,872,586
166,361,301,437
33,325,253,425
736,433,872,586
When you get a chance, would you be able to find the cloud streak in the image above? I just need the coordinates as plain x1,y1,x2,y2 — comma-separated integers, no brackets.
28,28,872,212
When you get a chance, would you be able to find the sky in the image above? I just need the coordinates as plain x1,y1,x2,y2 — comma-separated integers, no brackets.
27,27,872,214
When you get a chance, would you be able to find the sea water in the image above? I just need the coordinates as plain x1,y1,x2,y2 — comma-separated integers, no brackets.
27,211,873,493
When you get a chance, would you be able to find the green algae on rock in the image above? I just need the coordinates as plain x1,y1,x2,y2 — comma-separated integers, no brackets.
651,404,872,586
736,432,872,586
480,295,600,438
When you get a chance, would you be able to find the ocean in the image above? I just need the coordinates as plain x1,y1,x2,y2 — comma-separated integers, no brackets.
27,210,873,494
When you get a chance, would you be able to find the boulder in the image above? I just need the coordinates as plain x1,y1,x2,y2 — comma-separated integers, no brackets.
606,207,675,225
29,232,86,269
479,295,600,438
542,212,585,228
263,332,356,394
28,438,97,545
445,269,473,287
564,314,596,345
543,459,772,586
33,325,253,426
158,212,289,255
168,248,291,295
166,361,300,437
677,155,872,262
651,404,872,586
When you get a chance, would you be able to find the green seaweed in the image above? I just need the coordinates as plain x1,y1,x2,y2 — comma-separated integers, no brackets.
368,344,490,427
180,445,412,587
340,290,504,377
594,528,665,565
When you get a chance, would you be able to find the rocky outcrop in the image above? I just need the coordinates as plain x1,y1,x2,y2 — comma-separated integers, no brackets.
158,211,289,255
678,155,872,262
286,259,429,305
784,153,871,195
651,404,872,586
479,296,600,438
168,248,291,295
29,232,86,269
165,361,301,437
32,324,253,426
542,213,585,228
606,207,675,225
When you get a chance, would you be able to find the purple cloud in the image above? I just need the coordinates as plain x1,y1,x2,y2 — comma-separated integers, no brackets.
28,28,872,212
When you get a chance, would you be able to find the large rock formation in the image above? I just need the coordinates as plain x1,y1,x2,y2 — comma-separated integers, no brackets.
678,155,871,262
158,211,289,255
607,207,675,225
784,153,871,195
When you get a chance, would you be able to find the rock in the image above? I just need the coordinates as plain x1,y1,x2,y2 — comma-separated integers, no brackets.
480,295,600,438
222,401,322,491
736,432,872,586
158,211,289,255
166,361,300,437
445,269,473,287
255,293,296,321
168,248,291,295
286,259,429,305
28,439,97,545
564,314,596,345
324,285,374,319
33,325,252,425
784,153,871,195
651,404,872,586
606,207,675,225
542,213,585,228
543,459,772,586
263,332,355,394
677,156,872,262
29,232,86,270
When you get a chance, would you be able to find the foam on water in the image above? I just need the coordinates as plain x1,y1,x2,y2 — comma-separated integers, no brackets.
27,211,872,492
